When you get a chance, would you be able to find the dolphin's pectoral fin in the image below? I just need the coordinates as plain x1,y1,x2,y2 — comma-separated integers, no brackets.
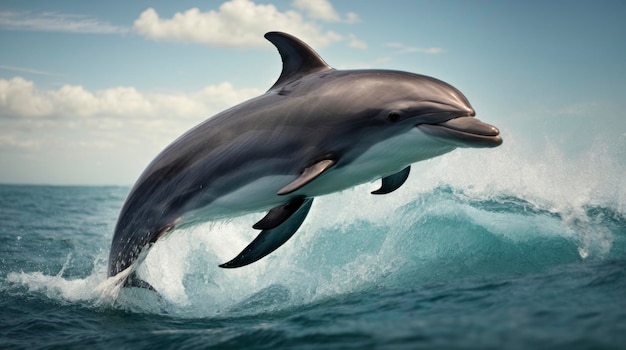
277,159,335,195
371,166,411,195
219,198,314,268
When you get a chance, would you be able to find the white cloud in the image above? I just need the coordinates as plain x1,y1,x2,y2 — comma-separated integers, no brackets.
348,34,367,49
385,42,444,55
345,12,360,24
0,76,265,184
0,77,261,121
0,10,128,34
0,134,40,151
0,65,61,77
0,77,54,118
291,0,360,23
133,0,353,48
292,0,340,22
0,76,263,152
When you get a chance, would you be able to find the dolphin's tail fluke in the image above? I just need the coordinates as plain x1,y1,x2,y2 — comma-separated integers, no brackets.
124,272,156,291
94,264,135,304
104,242,157,297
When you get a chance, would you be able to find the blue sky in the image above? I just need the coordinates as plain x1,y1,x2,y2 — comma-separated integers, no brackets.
0,0,625,185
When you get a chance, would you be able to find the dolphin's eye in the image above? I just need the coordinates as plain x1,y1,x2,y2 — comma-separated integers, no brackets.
387,111,402,122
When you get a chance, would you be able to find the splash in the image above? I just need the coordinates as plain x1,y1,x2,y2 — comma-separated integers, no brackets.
426,135,624,259
5,253,105,304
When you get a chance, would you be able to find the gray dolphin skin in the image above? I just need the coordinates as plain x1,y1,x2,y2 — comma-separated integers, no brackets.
108,31,502,286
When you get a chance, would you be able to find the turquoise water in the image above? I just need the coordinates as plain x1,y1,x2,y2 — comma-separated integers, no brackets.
1,144,625,349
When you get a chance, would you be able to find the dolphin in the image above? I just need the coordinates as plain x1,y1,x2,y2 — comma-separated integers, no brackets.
108,31,502,286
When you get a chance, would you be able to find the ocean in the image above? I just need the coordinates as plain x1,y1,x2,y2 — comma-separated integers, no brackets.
1,142,625,349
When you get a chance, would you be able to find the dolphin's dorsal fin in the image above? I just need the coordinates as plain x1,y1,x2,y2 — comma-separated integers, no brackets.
265,31,332,90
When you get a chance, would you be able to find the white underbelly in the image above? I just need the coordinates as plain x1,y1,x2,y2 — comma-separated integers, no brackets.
297,128,456,197
182,175,292,224
181,129,454,224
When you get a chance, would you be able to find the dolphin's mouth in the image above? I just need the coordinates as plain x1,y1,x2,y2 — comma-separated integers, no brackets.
417,116,502,148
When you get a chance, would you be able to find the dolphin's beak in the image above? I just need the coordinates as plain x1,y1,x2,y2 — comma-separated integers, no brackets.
417,116,502,148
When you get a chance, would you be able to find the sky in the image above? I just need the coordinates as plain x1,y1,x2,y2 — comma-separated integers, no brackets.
0,0,625,185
